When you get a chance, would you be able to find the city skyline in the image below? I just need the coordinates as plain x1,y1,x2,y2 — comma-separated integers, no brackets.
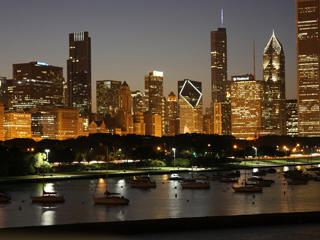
0,0,297,111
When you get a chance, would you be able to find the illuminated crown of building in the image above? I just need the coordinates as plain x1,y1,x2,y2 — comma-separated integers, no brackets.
264,29,282,55
179,80,202,108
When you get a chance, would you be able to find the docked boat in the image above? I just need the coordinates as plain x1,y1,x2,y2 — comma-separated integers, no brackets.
93,149,129,205
130,176,156,188
93,191,129,205
31,190,65,203
169,174,185,180
181,179,210,189
0,192,11,203
232,184,263,193
192,174,210,180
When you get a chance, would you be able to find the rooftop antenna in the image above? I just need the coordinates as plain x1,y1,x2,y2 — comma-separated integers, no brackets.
253,40,256,80
221,9,224,27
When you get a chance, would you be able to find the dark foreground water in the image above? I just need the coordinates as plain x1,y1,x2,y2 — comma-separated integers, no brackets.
0,168,320,229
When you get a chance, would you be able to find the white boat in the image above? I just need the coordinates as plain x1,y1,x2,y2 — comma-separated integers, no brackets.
169,174,185,180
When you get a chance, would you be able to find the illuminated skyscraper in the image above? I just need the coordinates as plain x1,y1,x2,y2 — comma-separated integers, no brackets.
131,90,147,114
0,77,7,108
178,79,203,134
262,30,286,135
8,62,64,111
67,31,91,116
4,112,32,140
296,0,320,136
165,92,178,136
286,99,298,137
120,81,132,114
211,27,231,135
96,80,121,116
231,75,264,139
0,102,4,141
144,71,164,133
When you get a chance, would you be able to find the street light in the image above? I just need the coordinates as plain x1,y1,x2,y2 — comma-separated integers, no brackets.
172,148,176,168
44,149,50,161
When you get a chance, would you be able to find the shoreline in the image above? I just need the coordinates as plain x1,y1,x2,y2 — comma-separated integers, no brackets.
1,211,320,234
0,161,319,184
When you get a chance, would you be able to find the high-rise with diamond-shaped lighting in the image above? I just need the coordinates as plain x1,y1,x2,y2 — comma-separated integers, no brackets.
67,31,91,117
296,0,320,136
262,30,286,135
178,79,203,134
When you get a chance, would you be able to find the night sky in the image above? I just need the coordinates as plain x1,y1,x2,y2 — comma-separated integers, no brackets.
0,0,296,111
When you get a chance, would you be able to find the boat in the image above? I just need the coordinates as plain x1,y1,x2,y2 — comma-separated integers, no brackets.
287,179,308,185
130,176,156,188
31,190,65,203
93,148,129,205
94,191,129,205
232,184,263,193
0,192,11,203
192,174,210,180
181,179,210,189
169,173,185,180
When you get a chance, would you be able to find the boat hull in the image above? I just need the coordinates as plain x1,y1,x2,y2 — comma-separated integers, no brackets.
181,183,210,189
130,182,156,188
232,186,263,193
31,196,65,203
0,196,10,203
93,197,129,205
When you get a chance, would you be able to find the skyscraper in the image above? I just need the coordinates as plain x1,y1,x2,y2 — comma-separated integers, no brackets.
165,92,178,136
144,71,164,133
120,81,132,114
131,90,147,114
8,61,64,111
286,99,298,137
262,30,286,135
296,0,320,136
67,31,91,117
211,27,231,135
96,80,121,116
231,75,264,139
178,79,203,134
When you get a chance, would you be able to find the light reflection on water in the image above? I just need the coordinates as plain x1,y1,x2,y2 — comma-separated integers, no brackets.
0,168,320,228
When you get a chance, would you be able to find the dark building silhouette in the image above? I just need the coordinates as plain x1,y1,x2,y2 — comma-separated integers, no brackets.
8,61,64,111
67,31,91,116
211,27,231,135
262,30,286,135
296,0,320,136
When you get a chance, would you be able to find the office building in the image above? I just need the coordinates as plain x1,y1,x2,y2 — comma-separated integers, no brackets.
96,80,121,116
4,112,32,140
144,112,162,137
144,71,164,134
67,31,91,116
286,99,298,137
231,75,264,139
131,90,147,114
178,79,203,134
211,27,231,135
262,30,286,135
0,103,4,141
165,92,178,136
296,0,320,136
133,112,146,135
8,61,64,111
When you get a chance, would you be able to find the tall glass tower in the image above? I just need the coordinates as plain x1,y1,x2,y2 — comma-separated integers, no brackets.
262,30,286,135
67,31,91,117
296,0,320,136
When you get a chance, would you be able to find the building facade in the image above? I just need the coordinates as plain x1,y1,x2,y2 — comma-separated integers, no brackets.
96,80,121,116
262,30,286,135
296,0,320,136
286,99,298,137
4,112,32,140
8,62,64,111
144,112,162,137
144,71,164,134
131,90,147,114
211,27,231,135
231,75,264,139
67,31,91,116
178,79,203,134
164,92,178,136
